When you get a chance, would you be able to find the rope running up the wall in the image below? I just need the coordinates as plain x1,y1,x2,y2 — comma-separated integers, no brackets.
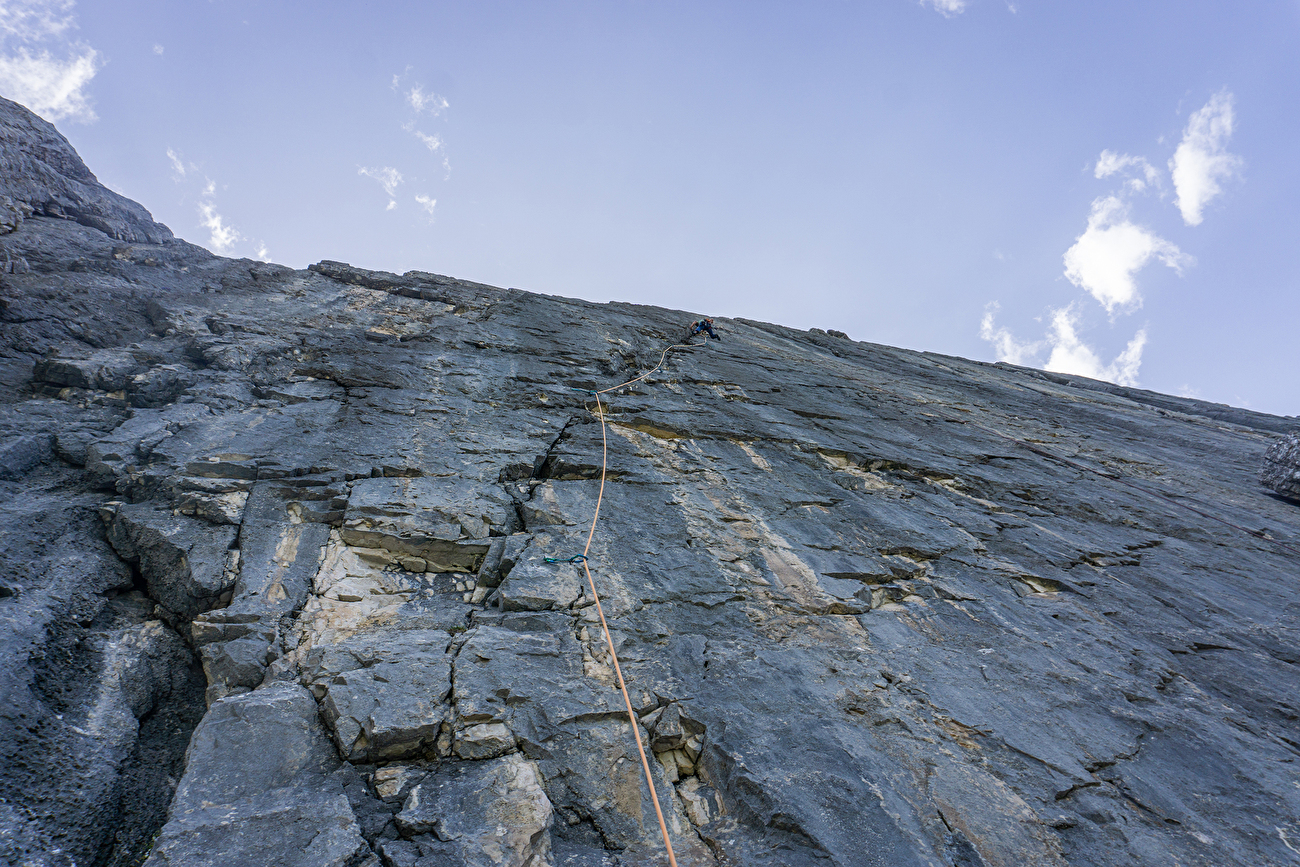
563,340,696,867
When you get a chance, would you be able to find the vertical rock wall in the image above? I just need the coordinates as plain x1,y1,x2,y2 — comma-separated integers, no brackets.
1,95,1299,867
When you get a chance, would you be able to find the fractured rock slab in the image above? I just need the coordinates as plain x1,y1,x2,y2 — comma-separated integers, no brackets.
300,627,453,763
395,753,553,867
341,476,515,572
144,683,369,867
101,502,237,620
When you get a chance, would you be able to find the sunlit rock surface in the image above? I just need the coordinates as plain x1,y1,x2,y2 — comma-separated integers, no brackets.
2,95,1299,867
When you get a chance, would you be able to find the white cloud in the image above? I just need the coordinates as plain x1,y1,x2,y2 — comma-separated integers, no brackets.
358,166,403,209
980,303,1042,366
0,0,75,41
166,147,186,178
408,128,451,177
413,130,442,153
1062,195,1191,314
414,194,436,217
198,200,241,255
1043,305,1146,386
1169,90,1240,226
152,43,163,55
255,242,271,262
1094,149,1160,192
981,303,1148,387
407,84,448,115
0,0,99,123
920,0,967,15
0,44,99,122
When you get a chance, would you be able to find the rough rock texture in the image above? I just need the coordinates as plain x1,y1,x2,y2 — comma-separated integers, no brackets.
1261,432,1300,502
0,96,172,244
2,97,1299,867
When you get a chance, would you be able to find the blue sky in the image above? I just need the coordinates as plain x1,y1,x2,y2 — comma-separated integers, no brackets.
3,0,1297,415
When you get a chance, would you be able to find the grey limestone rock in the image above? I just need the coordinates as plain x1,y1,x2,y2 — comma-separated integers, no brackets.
1261,431,1300,501
0,96,172,243
101,501,238,621
454,722,517,759
144,683,372,867
2,94,1300,867
0,431,52,479
395,753,553,867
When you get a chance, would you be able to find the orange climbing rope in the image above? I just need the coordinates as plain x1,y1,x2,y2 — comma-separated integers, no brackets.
571,340,696,867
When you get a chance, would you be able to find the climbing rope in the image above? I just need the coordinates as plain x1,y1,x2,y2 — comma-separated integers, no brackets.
558,338,696,867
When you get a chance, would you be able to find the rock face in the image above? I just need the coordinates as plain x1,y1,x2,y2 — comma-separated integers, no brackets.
1,96,1299,867
1261,432,1300,501
0,96,173,244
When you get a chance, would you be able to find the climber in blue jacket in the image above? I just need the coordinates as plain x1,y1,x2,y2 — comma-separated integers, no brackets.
689,318,721,341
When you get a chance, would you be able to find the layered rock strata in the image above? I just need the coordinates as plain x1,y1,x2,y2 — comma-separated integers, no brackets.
1,95,1299,867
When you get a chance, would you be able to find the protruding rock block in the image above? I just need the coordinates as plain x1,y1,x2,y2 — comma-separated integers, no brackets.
395,753,553,866
100,502,238,620
144,683,369,867
340,476,514,572
1261,432,1300,502
454,722,516,760
299,628,453,763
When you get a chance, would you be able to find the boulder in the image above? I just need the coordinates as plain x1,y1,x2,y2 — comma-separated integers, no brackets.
1261,432,1300,502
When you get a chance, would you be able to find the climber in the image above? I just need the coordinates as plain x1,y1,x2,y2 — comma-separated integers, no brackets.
689,317,721,341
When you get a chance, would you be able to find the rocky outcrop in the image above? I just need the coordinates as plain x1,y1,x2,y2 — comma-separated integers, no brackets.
0,96,172,243
1261,432,1300,501
1,96,1299,867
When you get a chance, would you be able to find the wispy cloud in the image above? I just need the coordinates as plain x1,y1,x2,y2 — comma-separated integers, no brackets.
412,129,442,153
407,83,448,116
198,197,241,255
920,0,967,16
406,127,451,177
1043,305,1146,386
0,0,99,123
1062,195,1191,314
358,166,403,209
385,70,452,213
152,43,163,55
981,304,1147,387
166,147,187,179
175,169,258,258
980,303,1043,366
1094,150,1160,192
1169,90,1240,226
0,0,75,40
